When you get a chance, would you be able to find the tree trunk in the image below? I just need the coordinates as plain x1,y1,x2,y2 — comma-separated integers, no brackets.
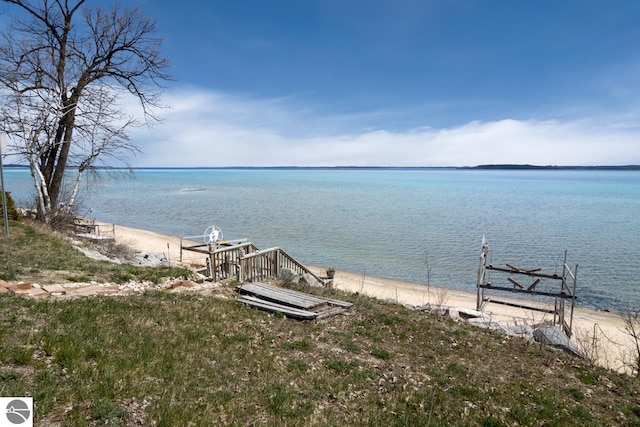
42,121,67,189
48,109,77,208
68,168,84,212
28,159,51,222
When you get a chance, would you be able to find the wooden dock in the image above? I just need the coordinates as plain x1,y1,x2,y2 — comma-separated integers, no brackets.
236,282,352,320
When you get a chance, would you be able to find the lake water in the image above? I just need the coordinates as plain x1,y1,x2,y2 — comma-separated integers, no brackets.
4,167,640,310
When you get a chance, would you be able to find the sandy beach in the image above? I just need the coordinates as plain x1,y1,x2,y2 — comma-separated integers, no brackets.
103,220,635,374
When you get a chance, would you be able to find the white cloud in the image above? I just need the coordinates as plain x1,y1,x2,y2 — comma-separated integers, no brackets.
131,87,640,167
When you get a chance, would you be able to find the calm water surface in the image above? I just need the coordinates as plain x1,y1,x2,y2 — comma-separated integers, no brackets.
5,167,640,310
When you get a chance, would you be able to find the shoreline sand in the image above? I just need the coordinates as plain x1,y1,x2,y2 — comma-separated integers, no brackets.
102,220,635,373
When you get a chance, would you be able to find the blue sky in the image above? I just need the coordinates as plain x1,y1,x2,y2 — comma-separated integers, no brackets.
5,1,640,166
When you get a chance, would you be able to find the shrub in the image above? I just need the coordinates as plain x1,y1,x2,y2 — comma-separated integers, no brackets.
0,191,22,222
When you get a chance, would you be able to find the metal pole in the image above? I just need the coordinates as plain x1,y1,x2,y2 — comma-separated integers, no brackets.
0,133,9,236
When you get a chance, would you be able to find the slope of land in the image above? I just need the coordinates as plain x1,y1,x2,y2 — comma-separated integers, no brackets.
0,221,639,425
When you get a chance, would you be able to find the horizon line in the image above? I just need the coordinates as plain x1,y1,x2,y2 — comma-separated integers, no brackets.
4,164,640,170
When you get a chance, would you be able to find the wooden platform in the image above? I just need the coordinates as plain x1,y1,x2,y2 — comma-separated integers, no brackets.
236,282,352,320
75,232,115,242
73,221,115,243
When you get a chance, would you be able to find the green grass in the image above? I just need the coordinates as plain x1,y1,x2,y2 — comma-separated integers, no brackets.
0,290,638,426
0,221,639,425
0,221,190,284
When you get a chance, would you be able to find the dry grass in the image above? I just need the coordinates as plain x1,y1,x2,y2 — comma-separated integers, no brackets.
0,288,639,426
0,221,639,425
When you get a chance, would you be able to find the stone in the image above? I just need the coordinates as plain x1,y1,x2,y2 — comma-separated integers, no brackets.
95,286,120,295
67,284,104,296
28,288,49,297
445,307,460,321
507,324,534,338
193,273,207,283
415,303,432,312
457,307,491,322
166,280,183,290
533,326,584,358
9,282,32,291
133,252,167,266
43,285,66,294
279,268,300,284
466,317,508,334
0,279,10,289
302,273,321,287
74,246,117,263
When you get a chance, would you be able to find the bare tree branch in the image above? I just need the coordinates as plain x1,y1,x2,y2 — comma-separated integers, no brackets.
619,307,640,377
0,0,169,221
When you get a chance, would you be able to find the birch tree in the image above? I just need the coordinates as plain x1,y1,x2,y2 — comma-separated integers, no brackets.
0,0,169,222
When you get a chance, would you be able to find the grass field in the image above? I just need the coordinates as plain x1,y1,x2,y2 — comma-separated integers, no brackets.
0,221,639,426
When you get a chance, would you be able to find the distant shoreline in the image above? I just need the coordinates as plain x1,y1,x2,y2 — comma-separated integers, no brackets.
463,164,640,170
4,164,640,170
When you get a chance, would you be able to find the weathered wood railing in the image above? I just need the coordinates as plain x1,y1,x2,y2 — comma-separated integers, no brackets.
237,247,325,285
207,242,258,281
180,238,326,285
72,219,115,242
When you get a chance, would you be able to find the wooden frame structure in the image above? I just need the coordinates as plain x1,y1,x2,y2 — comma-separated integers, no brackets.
73,219,115,243
180,237,327,286
476,237,578,337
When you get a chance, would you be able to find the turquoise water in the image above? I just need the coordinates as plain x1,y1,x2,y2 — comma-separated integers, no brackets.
4,167,640,310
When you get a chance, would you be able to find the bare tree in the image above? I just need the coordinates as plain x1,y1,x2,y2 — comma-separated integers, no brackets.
67,82,140,210
0,0,169,222
619,307,640,377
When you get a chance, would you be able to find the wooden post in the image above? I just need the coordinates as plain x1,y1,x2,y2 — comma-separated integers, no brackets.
209,252,215,282
476,237,488,311
569,264,578,335
274,249,281,280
